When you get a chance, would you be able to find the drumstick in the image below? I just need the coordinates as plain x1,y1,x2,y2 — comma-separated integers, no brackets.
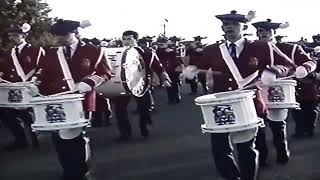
238,74,295,91
277,74,296,80
0,78,13,84
49,90,76,97
235,82,259,91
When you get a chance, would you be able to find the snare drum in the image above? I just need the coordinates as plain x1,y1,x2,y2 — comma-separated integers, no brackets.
31,94,89,131
95,47,148,97
260,79,299,109
195,90,261,133
0,82,34,108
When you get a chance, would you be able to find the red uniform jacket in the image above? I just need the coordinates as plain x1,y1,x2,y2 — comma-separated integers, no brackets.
35,42,111,111
156,48,184,76
275,43,317,101
197,39,295,118
0,43,44,82
186,46,204,66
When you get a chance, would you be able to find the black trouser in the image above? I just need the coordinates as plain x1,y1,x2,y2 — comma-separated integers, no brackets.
1,107,37,146
135,91,152,136
92,97,112,126
186,77,198,93
292,101,318,135
146,89,155,110
198,73,209,94
256,120,289,163
52,111,92,180
52,132,88,180
166,73,181,103
210,133,258,180
111,95,132,138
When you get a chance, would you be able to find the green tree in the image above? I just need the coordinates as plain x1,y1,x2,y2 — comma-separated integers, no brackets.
0,0,57,50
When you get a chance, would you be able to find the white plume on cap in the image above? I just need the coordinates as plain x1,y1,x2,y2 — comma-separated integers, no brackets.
245,11,256,22
100,41,109,47
21,23,31,33
314,46,320,53
80,20,91,28
279,22,289,29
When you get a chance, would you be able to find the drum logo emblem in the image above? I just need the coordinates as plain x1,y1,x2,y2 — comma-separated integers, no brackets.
268,86,284,102
212,105,236,125
45,104,67,123
8,89,23,103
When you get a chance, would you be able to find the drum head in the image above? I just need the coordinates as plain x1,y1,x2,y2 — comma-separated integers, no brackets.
267,109,289,121
230,126,258,144
121,47,148,97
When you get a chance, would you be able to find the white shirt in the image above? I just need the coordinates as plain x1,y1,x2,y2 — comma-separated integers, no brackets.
64,39,79,58
226,37,245,58
14,40,27,54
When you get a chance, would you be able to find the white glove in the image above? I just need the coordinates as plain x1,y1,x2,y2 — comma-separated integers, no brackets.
163,79,172,87
295,66,308,79
195,48,203,52
25,82,39,96
261,70,276,85
182,65,198,80
76,82,92,93
165,48,174,53
31,76,41,85
160,72,172,87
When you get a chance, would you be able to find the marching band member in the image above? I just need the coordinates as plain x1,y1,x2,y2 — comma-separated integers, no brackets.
185,36,209,95
33,19,111,180
156,36,184,104
291,34,320,138
0,23,43,151
188,10,296,180
252,19,317,166
112,30,171,141
137,37,156,112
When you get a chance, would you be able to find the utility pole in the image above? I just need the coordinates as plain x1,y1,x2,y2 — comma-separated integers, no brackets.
162,19,168,36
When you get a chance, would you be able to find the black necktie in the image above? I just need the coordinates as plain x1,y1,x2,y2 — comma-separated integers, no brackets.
229,43,237,61
65,46,72,61
15,47,20,59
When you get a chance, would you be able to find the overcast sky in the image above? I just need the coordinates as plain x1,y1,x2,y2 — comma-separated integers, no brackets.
46,0,319,43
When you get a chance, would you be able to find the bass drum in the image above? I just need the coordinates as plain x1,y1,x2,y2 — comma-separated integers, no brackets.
95,47,148,97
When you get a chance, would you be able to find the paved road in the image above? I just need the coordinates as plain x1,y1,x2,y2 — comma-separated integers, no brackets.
1,84,320,180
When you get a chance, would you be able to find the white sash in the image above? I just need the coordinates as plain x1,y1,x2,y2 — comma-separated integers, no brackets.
24,47,46,81
149,50,158,69
11,48,27,82
219,43,258,88
291,44,298,62
94,47,105,69
57,47,76,91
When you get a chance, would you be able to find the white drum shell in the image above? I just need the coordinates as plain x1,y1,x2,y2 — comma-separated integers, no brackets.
30,94,89,131
0,82,33,108
261,80,299,109
195,90,261,133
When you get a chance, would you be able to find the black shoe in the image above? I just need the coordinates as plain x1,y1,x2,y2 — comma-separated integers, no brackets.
291,133,305,139
276,152,290,165
305,131,314,137
141,125,151,138
259,160,269,168
149,106,155,112
113,136,132,143
104,121,112,127
3,141,28,152
61,175,88,180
